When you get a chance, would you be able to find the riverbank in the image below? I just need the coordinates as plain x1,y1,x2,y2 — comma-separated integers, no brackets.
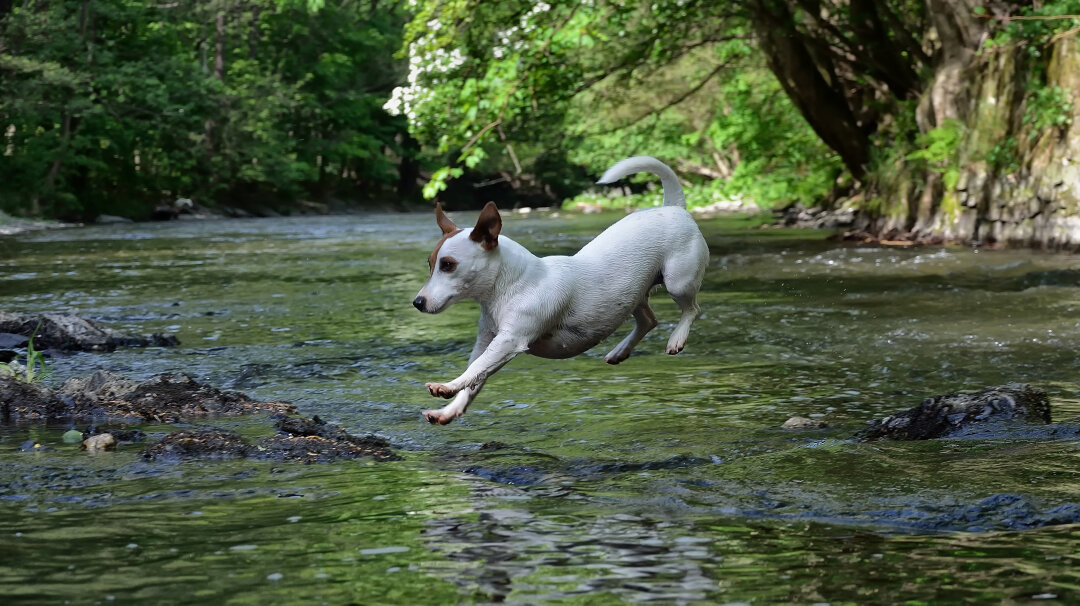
0,210,80,236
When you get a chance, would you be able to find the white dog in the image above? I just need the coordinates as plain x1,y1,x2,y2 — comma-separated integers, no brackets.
413,156,709,424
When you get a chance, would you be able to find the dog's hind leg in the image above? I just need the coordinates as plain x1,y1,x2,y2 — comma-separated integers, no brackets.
604,296,658,364
665,290,699,354
662,249,707,355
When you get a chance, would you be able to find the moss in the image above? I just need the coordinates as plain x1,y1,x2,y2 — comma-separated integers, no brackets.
941,191,961,221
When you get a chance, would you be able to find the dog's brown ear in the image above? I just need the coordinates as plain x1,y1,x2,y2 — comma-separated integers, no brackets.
469,202,501,251
435,203,458,235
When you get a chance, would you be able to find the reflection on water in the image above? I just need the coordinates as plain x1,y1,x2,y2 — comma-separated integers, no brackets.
2,212,1080,603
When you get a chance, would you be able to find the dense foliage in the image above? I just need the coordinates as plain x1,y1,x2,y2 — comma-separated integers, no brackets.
388,1,843,210
0,0,411,219
5,0,1079,229
391,0,1080,223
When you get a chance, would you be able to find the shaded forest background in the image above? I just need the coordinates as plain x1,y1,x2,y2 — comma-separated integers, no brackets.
1,0,413,219
2,1,1080,248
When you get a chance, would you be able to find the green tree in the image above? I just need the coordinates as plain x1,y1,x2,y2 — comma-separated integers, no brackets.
388,0,843,208
0,0,411,219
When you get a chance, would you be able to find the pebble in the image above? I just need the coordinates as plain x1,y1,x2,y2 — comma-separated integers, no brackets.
62,429,85,443
82,433,117,453
782,416,829,429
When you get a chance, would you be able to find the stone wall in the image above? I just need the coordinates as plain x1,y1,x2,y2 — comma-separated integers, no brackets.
856,36,1080,249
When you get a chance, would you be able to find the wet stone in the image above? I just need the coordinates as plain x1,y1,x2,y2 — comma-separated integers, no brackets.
856,383,1052,441
781,416,828,429
2,371,398,463
0,312,179,353
18,440,50,452
142,425,399,463
269,414,400,462
0,332,29,350
82,433,117,453
0,379,71,420
258,434,399,464
479,441,511,451
141,429,254,461
61,429,84,443
107,428,146,443
1,371,297,422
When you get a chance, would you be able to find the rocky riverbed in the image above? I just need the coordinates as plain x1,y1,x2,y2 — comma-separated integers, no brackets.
2,370,397,463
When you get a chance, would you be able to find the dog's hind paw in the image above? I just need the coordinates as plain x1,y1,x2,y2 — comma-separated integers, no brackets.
604,351,628,365
423,410,455,425
426,382,458,399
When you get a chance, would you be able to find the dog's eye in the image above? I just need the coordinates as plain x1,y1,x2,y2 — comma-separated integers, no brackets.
438,258,457,273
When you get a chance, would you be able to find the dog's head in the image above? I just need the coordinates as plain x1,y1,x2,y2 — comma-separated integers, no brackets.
413,202,502,314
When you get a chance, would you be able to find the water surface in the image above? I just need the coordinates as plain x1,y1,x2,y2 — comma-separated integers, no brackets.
2,212,1080,604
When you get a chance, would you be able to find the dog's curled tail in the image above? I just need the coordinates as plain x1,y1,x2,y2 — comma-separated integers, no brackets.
596,156,686,208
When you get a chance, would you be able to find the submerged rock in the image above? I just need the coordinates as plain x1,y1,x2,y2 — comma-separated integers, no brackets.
141,429,255,461
61,429,84,443
0,330,29,349
0,312,179,352
856,383,1051,441
142,423,399,463
0,379,70,420
258,433,399,464
270,414,399,462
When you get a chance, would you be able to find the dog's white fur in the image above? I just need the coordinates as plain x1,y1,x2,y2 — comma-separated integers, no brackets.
413,156,709,424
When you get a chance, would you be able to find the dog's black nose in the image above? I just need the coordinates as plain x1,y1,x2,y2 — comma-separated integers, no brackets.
412,296,426,311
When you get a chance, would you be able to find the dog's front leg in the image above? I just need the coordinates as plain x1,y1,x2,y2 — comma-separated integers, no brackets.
425,332,528,400
423,323,495,425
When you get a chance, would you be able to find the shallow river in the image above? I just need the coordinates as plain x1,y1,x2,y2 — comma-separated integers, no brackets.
2,211,1080,604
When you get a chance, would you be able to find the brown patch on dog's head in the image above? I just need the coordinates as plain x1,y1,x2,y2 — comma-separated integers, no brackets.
469,202,501,251
429,204,462,275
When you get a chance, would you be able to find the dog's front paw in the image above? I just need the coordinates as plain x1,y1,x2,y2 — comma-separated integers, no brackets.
425,382,459,399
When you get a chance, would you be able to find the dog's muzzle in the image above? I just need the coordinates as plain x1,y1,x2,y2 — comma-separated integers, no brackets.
412,296,426,312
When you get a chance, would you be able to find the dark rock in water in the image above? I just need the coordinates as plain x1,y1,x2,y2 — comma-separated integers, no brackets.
2,370,398,463
1,379,71,420
0,312,179,352
141,428,255,461
259,434,399,463
271,414,400,462
0,333,29,350
274,414,337,438
107,428,147,443
479,441,511,451
18,440,50,452
1,371,296,422
856,383,1051,441
142,422,399,463
65,372,296,422
60,371,141,404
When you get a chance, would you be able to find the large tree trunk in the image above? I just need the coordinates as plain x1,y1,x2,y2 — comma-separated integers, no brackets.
214,11,225,81
750,0,871,179
848,0,921,99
